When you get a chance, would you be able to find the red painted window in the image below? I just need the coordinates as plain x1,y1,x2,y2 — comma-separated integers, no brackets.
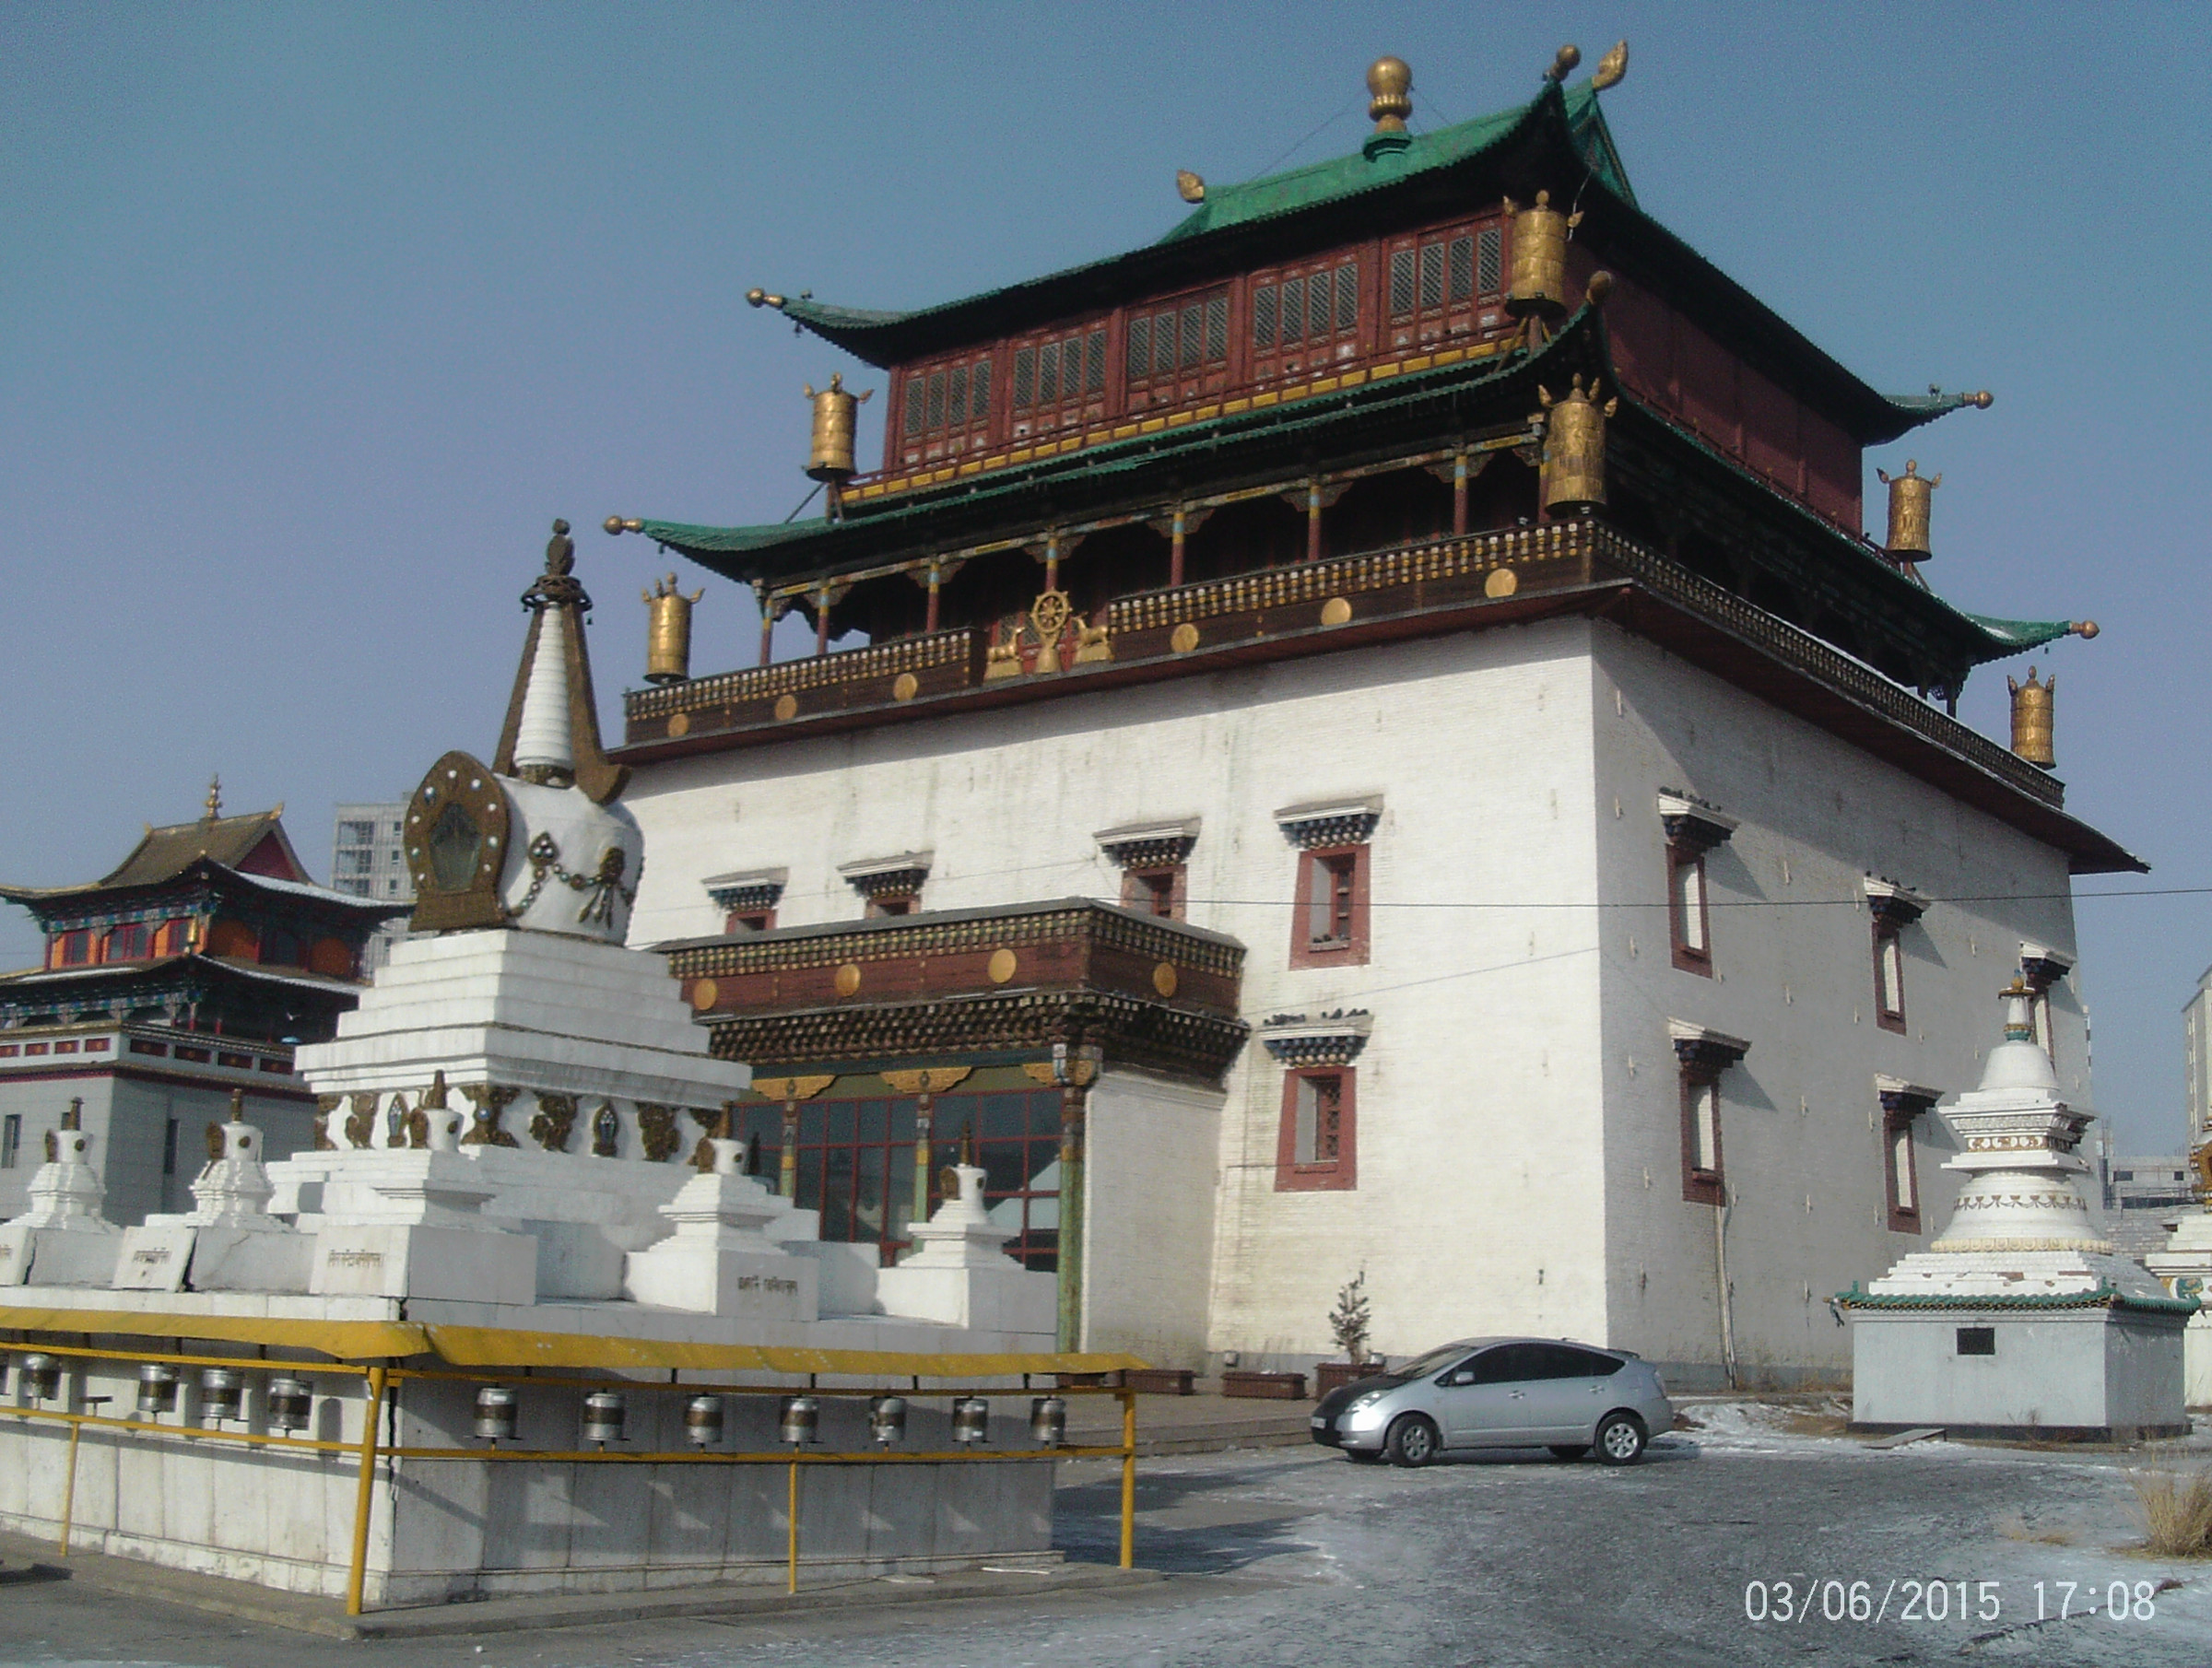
1679,1064,1724,1206
1873,921,1907,1033
1120,866,1185,921
53,930,90,967
1884,1111,1921,1233
1276,1067,1357,1191
1290,846,1369,968
898,349,998,467
1382,217,1506,353
865,894,915,919
105,922,150,961
1124,287,1230,413
1668,845,1712,976
158,919,193,956
724,909,776,935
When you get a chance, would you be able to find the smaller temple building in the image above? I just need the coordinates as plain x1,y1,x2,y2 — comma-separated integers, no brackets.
0,792,402,1225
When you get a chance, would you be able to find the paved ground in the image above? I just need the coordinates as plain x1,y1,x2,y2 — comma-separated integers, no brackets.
2,1402,2208,1666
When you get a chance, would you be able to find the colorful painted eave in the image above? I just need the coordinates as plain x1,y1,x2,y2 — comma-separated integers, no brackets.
759,78,1969,449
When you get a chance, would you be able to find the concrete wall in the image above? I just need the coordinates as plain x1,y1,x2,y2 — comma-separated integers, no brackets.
0,1354,1055,1603
1592,626,2091,1384
1850,1309,2189,1437
1083,1070,1222,1365
0,1074,316,1228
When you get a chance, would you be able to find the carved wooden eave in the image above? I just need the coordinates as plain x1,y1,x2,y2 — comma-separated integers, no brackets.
662,899,1248,1085
1656,791,1736,854
1667,1020,1750,1074
1861,875,1930,929
1258,1010,1372,1067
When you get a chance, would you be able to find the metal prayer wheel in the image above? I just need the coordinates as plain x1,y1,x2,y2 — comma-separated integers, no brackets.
1505,191,1581,319
804,374,872,483
1029,1395,1067,1448
685,1394,724,1448
136,1362,180,1415
582,1390,627,1446
2008,667,2055,768
643,576,702,685
199,1367,244,1424
868,1394,907,1447
20,1354,62,1401
1879,460,1939,559
267,1377,313,1432
950,1396,992,1446
474,1384,519,1441
1540,376,1615,514
780,1393,820,1447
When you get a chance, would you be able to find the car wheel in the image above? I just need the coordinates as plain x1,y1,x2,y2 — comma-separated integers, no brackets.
1345,1449,1384,1464
1547,1444,1589,1461
1385,1414,1441,1468
1594,1412,1647,1466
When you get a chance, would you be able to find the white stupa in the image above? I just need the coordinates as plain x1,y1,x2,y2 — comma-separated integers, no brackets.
1845,980,2195,1439
2145,1157,2212,1409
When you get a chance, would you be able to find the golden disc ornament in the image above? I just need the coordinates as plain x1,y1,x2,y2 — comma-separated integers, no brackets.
987,947,1018,984
834,963,862,997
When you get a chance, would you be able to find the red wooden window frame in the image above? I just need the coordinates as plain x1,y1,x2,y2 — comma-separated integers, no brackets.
158,919,193,956
105,922,150,961
1289,844,1370,969
724,908,777,935
1872,920,1908,1034
865,894,917,919
1883,1109,1922,1234
1123,287,1231,415
1381,215,1508,354
1120,865,1186,922
1667,844,1712,976
1275,1066,1357,1191
1678,1063,1724,1206
53,930,90,967
896,349,999,469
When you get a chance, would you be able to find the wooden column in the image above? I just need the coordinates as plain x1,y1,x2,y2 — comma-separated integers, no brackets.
1305,481,1324,563
1453,452,1470,535
751,1075,835,1199
813,587,832,657
1030,1044,1100,1353
881,1067,972,1233
924,565,942,633
756,587,777,666
1169,508,1187,588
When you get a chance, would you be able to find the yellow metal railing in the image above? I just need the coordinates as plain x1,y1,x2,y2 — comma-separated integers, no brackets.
2,1341,1142,1616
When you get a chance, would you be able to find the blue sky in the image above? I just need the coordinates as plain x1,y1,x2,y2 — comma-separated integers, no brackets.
2,4,2206,1148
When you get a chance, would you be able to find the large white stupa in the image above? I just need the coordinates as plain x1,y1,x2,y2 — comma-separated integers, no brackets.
1844,980,2195,1439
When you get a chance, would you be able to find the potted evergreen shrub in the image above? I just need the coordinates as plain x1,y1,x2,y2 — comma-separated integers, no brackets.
1314,1272,1384,1395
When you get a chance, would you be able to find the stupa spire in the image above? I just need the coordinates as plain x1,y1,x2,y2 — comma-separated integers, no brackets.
491,520,629,805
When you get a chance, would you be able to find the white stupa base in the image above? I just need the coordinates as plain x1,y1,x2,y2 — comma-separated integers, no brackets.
113,1225,315,1294
2147,1207,2212,1408
0,1224,120,1288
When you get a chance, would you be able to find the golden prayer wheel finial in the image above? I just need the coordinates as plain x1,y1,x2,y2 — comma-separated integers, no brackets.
1877,459,1940,559
2007,665,2055,769
1536,375,1617,515
1367,56,1412,133
643,573,704,686
1503,190,1583,319
804,372,874,485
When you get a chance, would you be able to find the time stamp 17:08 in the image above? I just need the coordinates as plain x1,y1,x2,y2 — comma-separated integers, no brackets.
1743,1579,2168,1626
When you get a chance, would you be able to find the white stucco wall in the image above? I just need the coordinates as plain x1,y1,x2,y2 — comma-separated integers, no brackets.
1591,625,2089,1384
620,612,2098,1380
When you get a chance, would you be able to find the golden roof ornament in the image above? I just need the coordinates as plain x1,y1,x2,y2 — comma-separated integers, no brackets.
1535,374,1617,515
202,775,222,823
2007,666,2055,769
1176,170,1206,204
804,373,874,520
643,574,703,686
1545,43,1582,84
1503,190,1583,320
1592,41,1629,89
1366,57,1412,132
1877,459,1939,559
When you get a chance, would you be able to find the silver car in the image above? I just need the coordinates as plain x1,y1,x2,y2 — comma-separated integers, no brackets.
1309,1337,1673,1467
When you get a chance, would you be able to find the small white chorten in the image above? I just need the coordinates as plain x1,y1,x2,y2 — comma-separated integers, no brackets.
1846,981,2194,1439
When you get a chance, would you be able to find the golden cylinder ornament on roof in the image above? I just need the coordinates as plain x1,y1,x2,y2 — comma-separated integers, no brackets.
1504,191,1583,319
1877,459,1939,558
804,373,873,483
643,575,703,685
1538,375,1617,514
2007,666,2055,768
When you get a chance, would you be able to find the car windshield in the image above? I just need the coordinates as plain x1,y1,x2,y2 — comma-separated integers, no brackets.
1389,1345,1476,1381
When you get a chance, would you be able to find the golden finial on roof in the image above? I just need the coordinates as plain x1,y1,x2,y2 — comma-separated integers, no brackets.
745,288,785,310
1547,44,1582,84
202,775,222,822
1366,56,1412,132
1592,41,1629,89
1176,170,1206,204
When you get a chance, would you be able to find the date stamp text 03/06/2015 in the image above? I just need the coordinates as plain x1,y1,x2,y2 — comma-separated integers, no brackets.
1743,1579,2167,1627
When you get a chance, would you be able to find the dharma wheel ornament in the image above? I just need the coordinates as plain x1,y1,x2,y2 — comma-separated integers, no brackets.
1877,459,1939,560
642,574,703,685
2008,665,2056,769
1503,190,1583,320
1536,375,1617,515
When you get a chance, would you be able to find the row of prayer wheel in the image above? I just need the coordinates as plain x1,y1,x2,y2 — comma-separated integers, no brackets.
476,1384,1069,1450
